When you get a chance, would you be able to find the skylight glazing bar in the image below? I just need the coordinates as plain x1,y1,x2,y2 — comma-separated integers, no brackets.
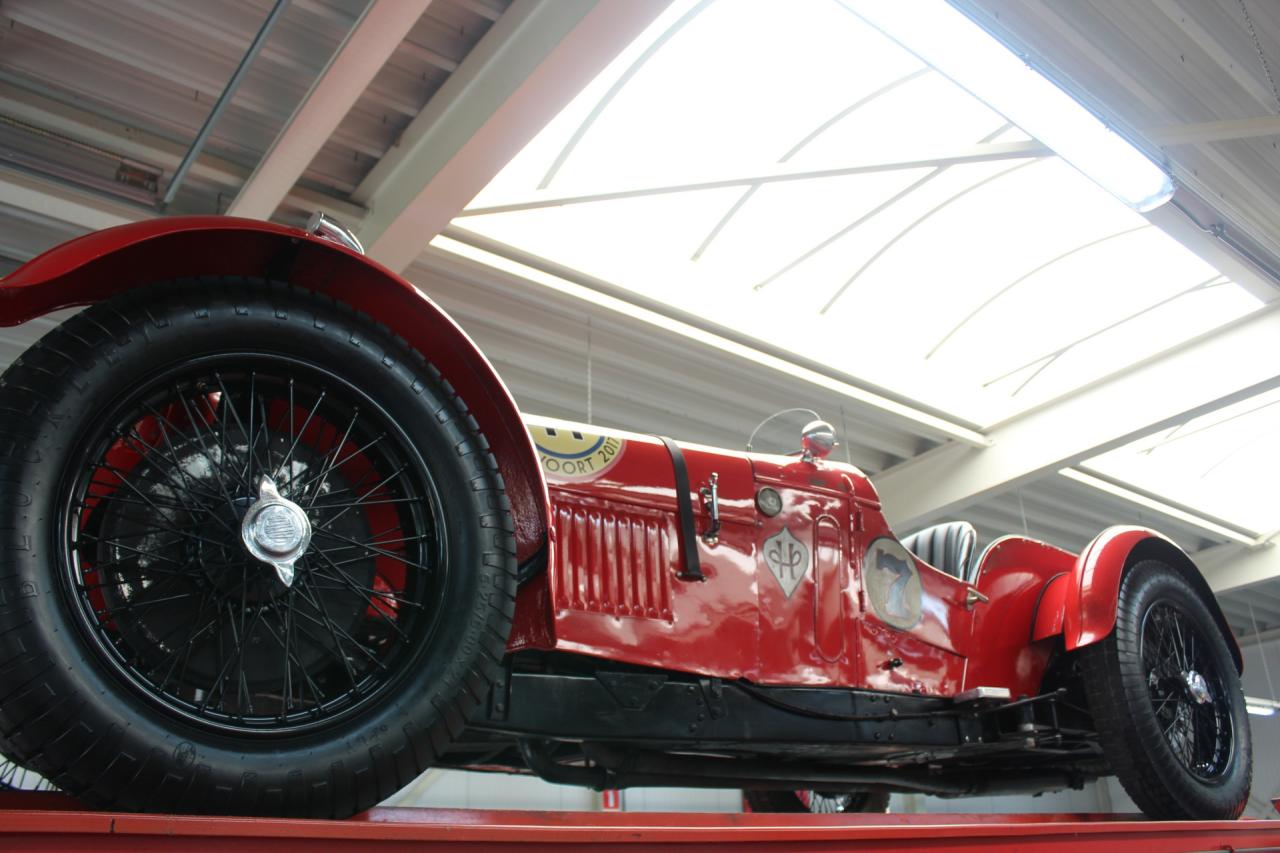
985,275,1229,395
692,67,931,260
820,158,1041,311
461,140,1048,216
927,224,1153,358
537,0,713,190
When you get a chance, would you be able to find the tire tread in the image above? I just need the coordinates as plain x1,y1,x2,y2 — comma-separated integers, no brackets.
0,278,518,817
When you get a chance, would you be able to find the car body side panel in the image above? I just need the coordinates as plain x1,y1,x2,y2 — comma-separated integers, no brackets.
1032,572,1069,642
751,457,970,696
856,507,970,696
527,419,761,679
0,217,550,566
963,537,1075,696
752,464,857,687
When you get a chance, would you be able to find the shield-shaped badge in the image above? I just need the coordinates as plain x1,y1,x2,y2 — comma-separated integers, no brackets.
763,526,809,599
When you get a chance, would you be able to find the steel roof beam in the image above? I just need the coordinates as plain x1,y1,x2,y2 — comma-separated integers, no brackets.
1146,116,1280,146
0,167,144,234
0,80,363,221
872,304,1280,531
226,0,434,220
1203,544,1280,593
352,0,673,273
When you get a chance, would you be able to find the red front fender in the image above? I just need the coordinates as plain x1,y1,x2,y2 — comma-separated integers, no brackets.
0,216,550,567
1062,526,1241,672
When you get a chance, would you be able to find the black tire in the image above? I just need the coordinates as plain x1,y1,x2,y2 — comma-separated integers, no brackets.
1080,559,1250,820
0,279,517,818
745,789,890,814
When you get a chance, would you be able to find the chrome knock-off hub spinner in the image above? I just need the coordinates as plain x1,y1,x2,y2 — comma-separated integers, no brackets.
1184,670,1212,705
240,476,312,586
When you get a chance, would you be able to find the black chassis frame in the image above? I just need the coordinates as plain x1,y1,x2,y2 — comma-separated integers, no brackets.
436,652,1106,798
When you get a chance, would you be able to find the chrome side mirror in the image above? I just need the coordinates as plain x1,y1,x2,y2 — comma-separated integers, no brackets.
801,420,836,462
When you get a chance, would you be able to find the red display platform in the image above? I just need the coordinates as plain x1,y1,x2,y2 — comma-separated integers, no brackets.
3,791,1280,852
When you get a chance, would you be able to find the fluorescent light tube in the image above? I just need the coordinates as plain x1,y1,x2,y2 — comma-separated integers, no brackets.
1247,704,1276,717
840,0,1174,212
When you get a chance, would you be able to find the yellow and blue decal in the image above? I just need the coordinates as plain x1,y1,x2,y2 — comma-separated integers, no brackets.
529,424,625,481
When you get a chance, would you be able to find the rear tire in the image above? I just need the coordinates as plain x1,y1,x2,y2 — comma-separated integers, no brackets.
1080,559,1250,820
745,789,890,813
0,279,517,817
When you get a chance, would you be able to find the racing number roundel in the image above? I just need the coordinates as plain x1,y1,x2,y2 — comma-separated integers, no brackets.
864,537,923,631
530,425,624,481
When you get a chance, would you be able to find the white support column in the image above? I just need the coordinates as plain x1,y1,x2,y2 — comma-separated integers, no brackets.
356,0,672,273
226,0,434,220
872,306,1280,530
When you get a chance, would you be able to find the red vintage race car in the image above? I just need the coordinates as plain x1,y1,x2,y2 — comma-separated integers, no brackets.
0,216,1250,821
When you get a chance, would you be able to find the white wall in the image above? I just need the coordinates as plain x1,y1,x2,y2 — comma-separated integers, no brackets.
384,770,744,812
391,772,1118,815
383,769,595,811
890,784,1112,816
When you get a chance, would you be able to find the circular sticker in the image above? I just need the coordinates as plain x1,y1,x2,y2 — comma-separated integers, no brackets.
864,537,923,631
530,425,625,481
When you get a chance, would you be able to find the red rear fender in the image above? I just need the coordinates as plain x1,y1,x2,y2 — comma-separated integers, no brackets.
0,217,550,567
1061,526,1241,672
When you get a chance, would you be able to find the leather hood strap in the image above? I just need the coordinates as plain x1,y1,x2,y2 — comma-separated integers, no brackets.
657,436,704,582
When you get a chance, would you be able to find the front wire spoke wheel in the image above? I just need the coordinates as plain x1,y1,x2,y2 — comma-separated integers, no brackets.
0,280,517,818
61,356,445,735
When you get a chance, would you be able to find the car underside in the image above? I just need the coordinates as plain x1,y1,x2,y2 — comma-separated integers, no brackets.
433,650,1104,799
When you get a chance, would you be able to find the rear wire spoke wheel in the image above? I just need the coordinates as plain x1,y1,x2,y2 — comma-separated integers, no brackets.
0,280,516,818
1080,559,1251,819
745,789,890,814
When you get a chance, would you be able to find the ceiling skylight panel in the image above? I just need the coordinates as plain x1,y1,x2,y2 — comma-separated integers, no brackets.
934,228,1219,370
1084,388,1280,535
470,0,926,206
454,0,1258,428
